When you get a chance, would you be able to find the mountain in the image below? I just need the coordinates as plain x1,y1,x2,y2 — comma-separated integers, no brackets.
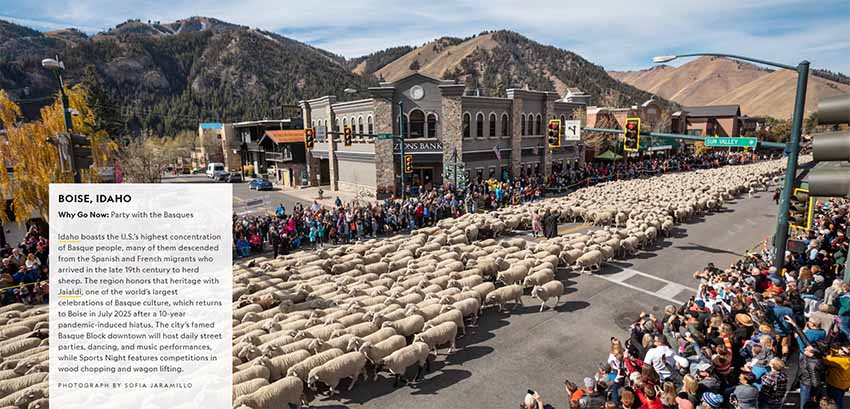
0,17,374,135
609,56,850,119
357,31,664,108
0,18,665,136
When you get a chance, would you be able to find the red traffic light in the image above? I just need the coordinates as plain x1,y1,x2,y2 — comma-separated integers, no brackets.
626,123,635,130
549,123,558,130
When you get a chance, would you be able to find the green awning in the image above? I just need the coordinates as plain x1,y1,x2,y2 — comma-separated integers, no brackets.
595,150,623,160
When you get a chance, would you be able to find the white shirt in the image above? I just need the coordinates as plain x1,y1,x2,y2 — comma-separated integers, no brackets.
644,345,675,379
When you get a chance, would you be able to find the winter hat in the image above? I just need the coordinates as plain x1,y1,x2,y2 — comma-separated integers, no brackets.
702,392,723,408
584,377,596,390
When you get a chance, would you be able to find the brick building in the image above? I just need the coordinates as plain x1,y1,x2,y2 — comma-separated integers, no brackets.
300,72,586,197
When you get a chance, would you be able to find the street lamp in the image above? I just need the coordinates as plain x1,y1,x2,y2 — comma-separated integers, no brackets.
653,52,809,272
343,88,358,95
41,57,73,135
42,56,80,182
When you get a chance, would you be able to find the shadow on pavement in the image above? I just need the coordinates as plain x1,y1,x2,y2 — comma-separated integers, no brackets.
674,243,742,257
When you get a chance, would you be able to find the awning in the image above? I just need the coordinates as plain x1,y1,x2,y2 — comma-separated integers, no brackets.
259,130,304,145
595,150,622,161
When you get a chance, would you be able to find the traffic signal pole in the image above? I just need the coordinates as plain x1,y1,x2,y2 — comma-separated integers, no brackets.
772,61,809,272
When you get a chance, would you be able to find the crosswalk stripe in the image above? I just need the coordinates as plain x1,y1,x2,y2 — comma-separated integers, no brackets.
593,267,697,304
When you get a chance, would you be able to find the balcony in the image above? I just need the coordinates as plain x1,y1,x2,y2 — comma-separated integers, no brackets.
265,150,293,162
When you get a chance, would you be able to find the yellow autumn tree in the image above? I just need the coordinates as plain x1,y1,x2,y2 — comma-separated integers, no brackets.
693,141,710,156
0,86,116,223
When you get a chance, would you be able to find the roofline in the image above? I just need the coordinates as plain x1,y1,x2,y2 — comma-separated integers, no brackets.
331,98,375,109
230,119,293,127
378,71,457,87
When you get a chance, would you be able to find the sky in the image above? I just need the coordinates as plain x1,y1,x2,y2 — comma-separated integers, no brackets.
2,0,849,73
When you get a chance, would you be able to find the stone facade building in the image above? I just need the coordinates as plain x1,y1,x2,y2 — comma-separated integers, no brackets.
300,72,586,197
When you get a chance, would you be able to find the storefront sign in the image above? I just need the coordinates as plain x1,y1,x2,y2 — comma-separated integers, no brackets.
393,141,443,154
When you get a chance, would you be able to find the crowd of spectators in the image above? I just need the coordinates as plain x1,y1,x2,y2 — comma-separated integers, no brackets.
0,225,49,306
524,197,848,409
233,151,775,258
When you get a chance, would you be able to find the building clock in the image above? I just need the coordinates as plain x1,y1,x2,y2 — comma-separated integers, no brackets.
410,85,425,100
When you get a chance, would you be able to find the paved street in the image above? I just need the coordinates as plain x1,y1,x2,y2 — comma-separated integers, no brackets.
300,191,778,409
166,173,779,409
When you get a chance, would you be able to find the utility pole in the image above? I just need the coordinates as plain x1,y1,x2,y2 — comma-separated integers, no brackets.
398,100,405,199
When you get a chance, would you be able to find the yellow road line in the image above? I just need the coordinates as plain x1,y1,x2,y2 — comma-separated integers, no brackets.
233,196,245,202
58,240,80,243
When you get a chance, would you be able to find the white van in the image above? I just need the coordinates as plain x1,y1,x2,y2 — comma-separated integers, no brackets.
206,163,226,179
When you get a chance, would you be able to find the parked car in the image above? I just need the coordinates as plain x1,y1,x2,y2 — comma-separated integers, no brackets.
249,178,273,191
225,172,243,183
191,168,204,174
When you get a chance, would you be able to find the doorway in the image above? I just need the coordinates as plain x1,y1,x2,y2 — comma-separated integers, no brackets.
410,167,434,189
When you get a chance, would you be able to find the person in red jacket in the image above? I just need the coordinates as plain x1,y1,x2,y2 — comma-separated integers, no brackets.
635,384,664,409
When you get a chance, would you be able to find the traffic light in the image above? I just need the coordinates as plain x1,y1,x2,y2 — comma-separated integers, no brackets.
343,125,353,146
547,119,561,148
403,155,413,174
304,128,315,150
623,118,640,152
806,94,850,197
788,188,813,229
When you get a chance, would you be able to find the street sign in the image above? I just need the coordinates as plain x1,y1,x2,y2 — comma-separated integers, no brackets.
376,133,394,140
704,137,757,148
563,120,581,141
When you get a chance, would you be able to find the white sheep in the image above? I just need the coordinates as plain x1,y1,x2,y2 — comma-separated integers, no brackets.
307,351,368,396
379,341,431,387
482,284,524,312
414,321,458,356
531,281,565,312
522,268,554,288
574,250,603,273
233,376,304,409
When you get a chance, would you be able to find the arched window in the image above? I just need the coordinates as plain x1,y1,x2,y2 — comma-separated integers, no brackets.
501,113,509,137
476,113,484,138
463,113,471,138
426,113,437,138
335,118,341,131
527,115,534,136
367,116,374,135
343,117,348,128
489,113,496,137
535,114,542,136
409,109,425,138
311,120,316,127
521,114,526,136
357,116,363,137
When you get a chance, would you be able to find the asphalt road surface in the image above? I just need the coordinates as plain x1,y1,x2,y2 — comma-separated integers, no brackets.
166,173,779,409
291,191,778,409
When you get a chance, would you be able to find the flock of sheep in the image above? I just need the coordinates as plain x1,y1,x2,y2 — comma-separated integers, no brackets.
0,158,789,409
227,159,787,408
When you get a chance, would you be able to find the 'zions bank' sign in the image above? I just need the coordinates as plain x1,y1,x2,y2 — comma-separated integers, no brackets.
393,141,443,154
